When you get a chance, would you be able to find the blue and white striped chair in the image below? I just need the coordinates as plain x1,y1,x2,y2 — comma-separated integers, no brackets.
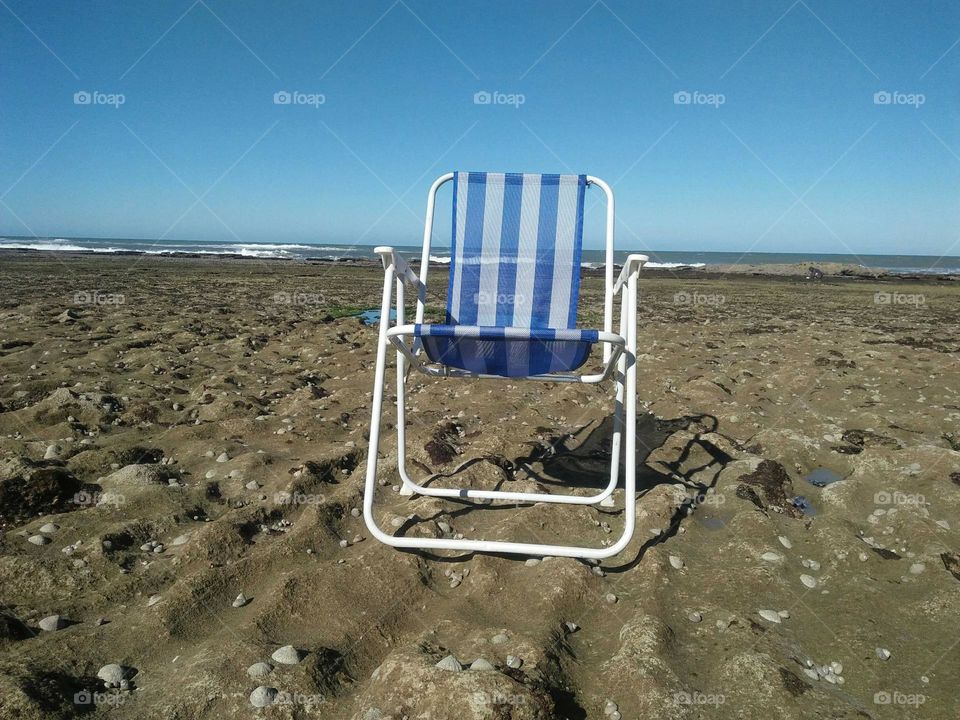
364,172,648,559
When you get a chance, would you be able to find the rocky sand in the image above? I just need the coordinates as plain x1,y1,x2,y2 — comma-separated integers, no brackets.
1,253,958,719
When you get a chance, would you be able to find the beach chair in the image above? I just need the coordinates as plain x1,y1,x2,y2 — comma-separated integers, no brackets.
363,172,647,558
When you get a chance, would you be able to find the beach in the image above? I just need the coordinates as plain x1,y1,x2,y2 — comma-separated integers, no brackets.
1,252,959,719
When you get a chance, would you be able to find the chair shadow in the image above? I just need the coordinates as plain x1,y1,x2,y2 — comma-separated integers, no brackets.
393,411,736,567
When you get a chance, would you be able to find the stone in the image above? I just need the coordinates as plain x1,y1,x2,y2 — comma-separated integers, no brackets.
758,609,782,624
876,647,891,660
39,523,59,534
97,664,125,686
760,552,782,562
491,632,509,644
232,593,248,608
28,534,51,546
800,574,817,589
668,555,684,569
216,452,229,463
249,686,277,708
38,615,65,631
469,658,495,671
435,655,462,672
505,655,522,669
271,645,303,665
246,662,273,679
778,535,793,549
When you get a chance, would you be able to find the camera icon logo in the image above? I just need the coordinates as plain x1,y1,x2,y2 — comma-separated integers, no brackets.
74,690,93,705
873,91,892,105
673,90,692,105
874,691,892,705
74,91,92,105
473,90,492,105
273,91,292,105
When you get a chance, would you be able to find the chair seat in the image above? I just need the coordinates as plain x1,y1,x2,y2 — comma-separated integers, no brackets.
413,324,599,377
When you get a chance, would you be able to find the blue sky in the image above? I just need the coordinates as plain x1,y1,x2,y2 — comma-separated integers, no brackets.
1,1,958,254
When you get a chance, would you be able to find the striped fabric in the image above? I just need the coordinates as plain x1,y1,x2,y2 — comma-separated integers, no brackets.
417,171,594,377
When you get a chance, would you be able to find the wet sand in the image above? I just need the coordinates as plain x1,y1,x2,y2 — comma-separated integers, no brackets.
1,253,958,719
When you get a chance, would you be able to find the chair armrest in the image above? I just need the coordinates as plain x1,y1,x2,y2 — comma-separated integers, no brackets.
613,254,649,294
374,246,426,294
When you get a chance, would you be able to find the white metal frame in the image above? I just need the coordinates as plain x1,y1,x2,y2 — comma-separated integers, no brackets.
362,173,648,558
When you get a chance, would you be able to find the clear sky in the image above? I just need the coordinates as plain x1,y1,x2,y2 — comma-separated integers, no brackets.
1,1,958,255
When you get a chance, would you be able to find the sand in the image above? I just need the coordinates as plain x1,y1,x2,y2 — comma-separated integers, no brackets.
0,253,958,719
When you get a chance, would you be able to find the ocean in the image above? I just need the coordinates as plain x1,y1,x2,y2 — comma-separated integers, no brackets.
1,236,958,275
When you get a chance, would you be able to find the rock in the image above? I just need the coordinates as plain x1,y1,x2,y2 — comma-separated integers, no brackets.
760,552,782,562
778,536,793,549
271,645,303,665
469,658,495,671
505,655,523,669
604,700,619,716
668,555,684,569
909,563,925,574
38,615,65,631
245,481,259,490
27,535,51,546
800,574,817,589
605,593,618,604
524,558,540,567
491,632,509,644
249,686,277,708
97,664,125,686
216,452,229,463
246,662,273,679
435,655,462,672
232,593,248,608
102,464,176,486
831,661,843,675
876,647,891,660
688,611,702,623
171,534,190,546
146,594,161,607
564,621,579,633
758,609,782,624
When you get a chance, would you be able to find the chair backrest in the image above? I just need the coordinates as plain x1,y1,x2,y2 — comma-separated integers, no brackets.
445,172,587,329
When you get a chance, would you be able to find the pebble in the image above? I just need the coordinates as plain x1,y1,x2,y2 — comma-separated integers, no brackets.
564,621,579,633
758,609,782,624
44,444,62,459
605,593,618,604
778,536,793,549
435,655,463,672
801,558,821,570
778,609,790,619
831,661,843,674
39,523,59,534
604,700,619,716
469,658,495,671
97,664,125,686
171,534,190,546
38,615,65,631
216,452,229,463
232,593,248,608
491,632,509,644
876,647,891,660
249,686,277,708
271,645,303,665
524,558,540,567
800,574,818,589
246,662,273,679
909,563,925,575
147,594,162,607
437,521,452,534
505,655,523,669
688,611,702,623
760,552,782,562
936,520,950,530
28,535,51,546
245,481,259,490
668,555,684,569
